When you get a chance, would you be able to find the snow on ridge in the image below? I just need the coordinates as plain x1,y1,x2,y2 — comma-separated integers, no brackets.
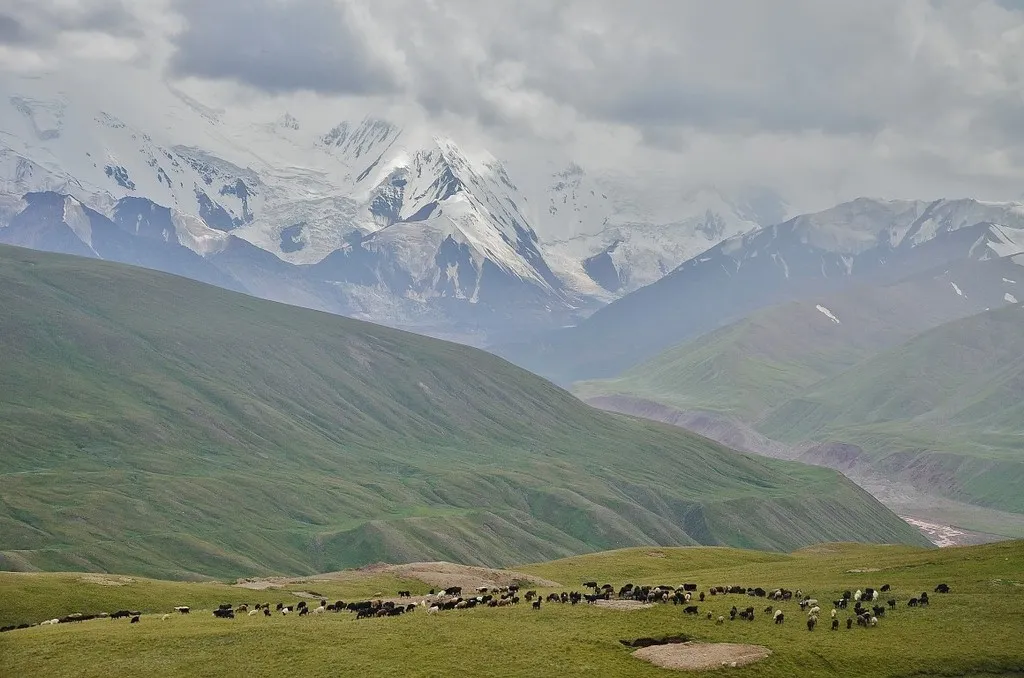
171,210,230,256
815,304,841,324
1005,292,1018,304
950,282,964,297
62,196,97,254
1003,278,1017,284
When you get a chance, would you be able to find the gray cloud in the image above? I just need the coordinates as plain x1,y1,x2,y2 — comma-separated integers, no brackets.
168,0,396,95
0,1,141,46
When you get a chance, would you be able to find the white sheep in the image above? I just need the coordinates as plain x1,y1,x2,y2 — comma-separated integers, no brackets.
40,619,59,626
872,590,879,601
870,616,878,627
808,606,821,617
716,615,724,625
854,589,862,602
162,613,171,621
313,606,326,615
427,606,440,615
248,609,259,616
830,608,837,619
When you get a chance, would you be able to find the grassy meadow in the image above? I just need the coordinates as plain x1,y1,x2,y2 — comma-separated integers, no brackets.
1,541,1022,677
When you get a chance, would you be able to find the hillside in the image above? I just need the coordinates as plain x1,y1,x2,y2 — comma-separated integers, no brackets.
0,245,929,579
758,303,1024,514
576,256,1023,420
1,541,1023,678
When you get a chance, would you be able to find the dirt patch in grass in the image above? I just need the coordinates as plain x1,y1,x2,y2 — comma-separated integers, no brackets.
78,575,135,586
594,599,653,611
234,562,561,592
633,642,771,671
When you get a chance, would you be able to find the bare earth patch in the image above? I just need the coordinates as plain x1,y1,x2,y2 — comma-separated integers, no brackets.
594,599,654,611
633,643,771,671
235,562,561,593
78,575,135,586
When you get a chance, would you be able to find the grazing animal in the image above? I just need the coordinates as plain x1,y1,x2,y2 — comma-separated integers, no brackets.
908,598,919,607
174,606,190,614
888,599,897,610
831,618,839,631
683,606,699,615
847,618,853,629
716,616,724,625
313,606,326,615
935,583,950,593
162,614,172,621
263,608,271,617
773,610,784,624
40,619,59,626
870,616,878,627
532,600,541,610
807,616,817,631
130,616,140,624
213,609,235,619
919,592,930,606
880,584,891,592
583,581,598,589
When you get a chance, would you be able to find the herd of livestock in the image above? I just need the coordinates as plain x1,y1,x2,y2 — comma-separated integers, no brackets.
0,579,951,634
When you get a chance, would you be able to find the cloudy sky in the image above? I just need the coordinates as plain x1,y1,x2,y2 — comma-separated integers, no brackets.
2,0,1023,211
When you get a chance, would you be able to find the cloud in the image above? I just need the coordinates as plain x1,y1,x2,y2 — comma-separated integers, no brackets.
168,0,397,95
0,1,142,46
4,0,1024,209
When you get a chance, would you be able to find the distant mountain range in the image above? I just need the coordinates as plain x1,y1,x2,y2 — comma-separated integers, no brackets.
0,70,783,344
501,197,1024,383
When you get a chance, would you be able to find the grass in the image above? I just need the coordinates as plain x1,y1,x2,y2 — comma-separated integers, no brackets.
1,541,1022,677
0,244,929,579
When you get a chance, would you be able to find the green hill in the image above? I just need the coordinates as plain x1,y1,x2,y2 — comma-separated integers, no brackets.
758,304,1024,513
0,245,929,579
2,541,1023,678
575,257,1015,420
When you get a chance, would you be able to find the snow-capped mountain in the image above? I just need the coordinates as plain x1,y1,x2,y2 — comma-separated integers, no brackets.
499,197,1024,383
0,70,619,342
544,187,774,294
